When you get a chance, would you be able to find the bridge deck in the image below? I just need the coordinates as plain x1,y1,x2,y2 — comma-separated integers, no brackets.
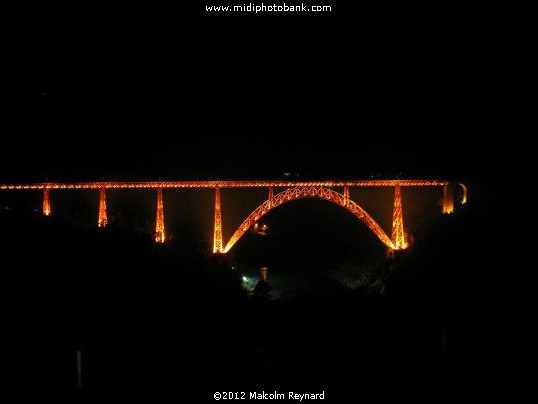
0,180,449,190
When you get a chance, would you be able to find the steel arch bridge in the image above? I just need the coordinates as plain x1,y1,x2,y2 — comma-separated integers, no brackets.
0,180,466,253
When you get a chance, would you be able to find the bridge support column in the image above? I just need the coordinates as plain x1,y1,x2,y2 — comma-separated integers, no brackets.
391,186,407,250
43,188,51,216
213,187,223,253
442,184,454,214
98,187,108,227
155,188,165,243
343,187,349,207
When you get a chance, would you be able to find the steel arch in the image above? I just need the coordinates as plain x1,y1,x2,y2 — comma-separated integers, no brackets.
223,187,395,252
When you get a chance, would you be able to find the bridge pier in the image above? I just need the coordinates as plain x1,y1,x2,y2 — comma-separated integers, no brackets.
213,187,223,253
391,186,407,250
154,188,165,243
98,187,108,227
442,184,454,214
42,188,51,216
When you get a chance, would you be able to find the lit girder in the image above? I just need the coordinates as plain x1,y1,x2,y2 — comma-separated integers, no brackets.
224,186,395,253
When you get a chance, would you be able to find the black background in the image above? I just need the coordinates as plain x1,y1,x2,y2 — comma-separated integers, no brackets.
2,3,526,182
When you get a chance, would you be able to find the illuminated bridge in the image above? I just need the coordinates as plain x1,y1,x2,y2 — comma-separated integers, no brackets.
0,180,467,253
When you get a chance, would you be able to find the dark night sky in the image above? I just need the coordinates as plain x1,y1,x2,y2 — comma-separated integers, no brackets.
2,4,525,183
